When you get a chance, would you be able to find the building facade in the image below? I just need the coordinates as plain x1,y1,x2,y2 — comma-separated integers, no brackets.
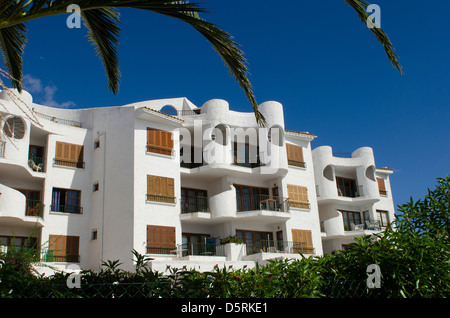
0,89,395,272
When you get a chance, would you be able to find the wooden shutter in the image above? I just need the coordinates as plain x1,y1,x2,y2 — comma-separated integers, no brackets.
55,141,84,167
48,235,79,261
147,175,175,203
377,177,386,195
147,128,173,155
49,235,66,256
287,184,309,209
292,229,314,254
146,225,176,254
286,144,305,167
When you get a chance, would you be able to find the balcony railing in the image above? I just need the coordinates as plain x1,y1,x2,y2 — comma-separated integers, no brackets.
245,240,315,255
146,194,176,204
146,145,173,156
146,246,177,255
181,196,209,213
28,156,46,172
50,204,83,214
344,219,383,232
288,159,306,168
337,185,364,198
1,248,80,263
177,109,201,116
288,200,310,210
0,141,5,157
236,195,289,212
33,111,82,128
180,161,204,169
25,199,44,219
53,158,85,169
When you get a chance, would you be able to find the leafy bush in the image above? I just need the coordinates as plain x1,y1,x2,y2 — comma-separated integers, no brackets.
1,176,448,298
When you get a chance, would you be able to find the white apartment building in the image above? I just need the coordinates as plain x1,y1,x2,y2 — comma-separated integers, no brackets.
0,89,395,273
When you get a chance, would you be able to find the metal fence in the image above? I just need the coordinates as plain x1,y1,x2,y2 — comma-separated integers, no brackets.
3,279,382,298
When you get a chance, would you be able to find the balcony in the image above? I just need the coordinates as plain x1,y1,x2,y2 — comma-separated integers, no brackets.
181,196,209,214
50,204,83,214
236,194,289,213
33,110,82,128
28,156,46,172
25,199,44,219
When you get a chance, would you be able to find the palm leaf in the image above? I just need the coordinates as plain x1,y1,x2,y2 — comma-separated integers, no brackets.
81,7,121,94
0,22,27,91
345,0,403,74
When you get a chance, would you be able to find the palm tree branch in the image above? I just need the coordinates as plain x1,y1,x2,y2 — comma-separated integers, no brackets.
345,0,403,74
81,7,121,94
0,22,27,91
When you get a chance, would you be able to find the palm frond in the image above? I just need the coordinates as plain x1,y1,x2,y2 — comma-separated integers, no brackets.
81,7,121,94
0,23,27,91
345,0,403,74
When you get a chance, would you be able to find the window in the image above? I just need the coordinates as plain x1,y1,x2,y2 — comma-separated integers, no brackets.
3,116,25,139
291,229,314,254
336,177,358,197
147,127,173,156
181,188,208,213
235,185,269,211
94,139,100,149
91,230,98,241
377,210,390,227
377,177,387,195
48,235,80,262
287,184,309,209
93,182,99,192
286,144,305,168
146,175,175,203
54,141,84,168
146,225,176,254
341,210,362,231
0,236,37,250
236,230,273,255
51,188,82,214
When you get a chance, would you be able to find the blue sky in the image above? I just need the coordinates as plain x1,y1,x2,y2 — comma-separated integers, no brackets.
8,0,450,212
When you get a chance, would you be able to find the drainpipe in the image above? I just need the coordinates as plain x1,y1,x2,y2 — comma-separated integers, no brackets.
97,131,106,268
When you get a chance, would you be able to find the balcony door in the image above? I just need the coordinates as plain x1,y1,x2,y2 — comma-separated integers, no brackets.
236,230,273,254
336,177,358,197
181,188,208,213
235,185,269,212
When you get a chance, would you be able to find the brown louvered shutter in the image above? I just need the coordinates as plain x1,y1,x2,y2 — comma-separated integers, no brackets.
147,128,173,155
55,142,63,158
292,229,314,254
287,185,309,209
286,144,305,167
147,175,156,195
66,236,80,262
377,177,386,195
147,175,175,203
147,225,176,254
49,235,65,257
